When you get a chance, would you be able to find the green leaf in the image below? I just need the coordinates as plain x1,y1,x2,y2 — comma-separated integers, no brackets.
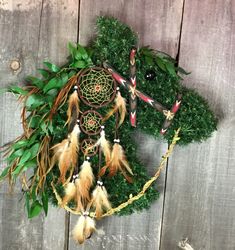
12,140,28,150
28,116,41,128
43,77,62,93
8,86,28,95
68,70,77,78
26,76,44,89
28,200,43,219
60,72,68,85
42,192,49,216
22,159,37,172
177,66,190,75
29,143,40,158
72,60,87,69
8,148,24,164
43,62,60,73
77,44,87,58
40,122,48,135
18,150,32,166
156,57,166,72
26,94,45,109
145,55,154,66
0,166,10,180
165,62,177,77
37,69,50,79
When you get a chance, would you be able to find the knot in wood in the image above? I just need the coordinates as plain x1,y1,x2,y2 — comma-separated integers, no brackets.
10,60,21,71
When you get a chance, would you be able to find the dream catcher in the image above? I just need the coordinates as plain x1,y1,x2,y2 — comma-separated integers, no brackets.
0,16,217,245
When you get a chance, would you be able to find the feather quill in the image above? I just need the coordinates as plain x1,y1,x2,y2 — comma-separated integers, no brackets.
109,142,133,182
66,87,80,132
103,91,126,126
92,182,111,218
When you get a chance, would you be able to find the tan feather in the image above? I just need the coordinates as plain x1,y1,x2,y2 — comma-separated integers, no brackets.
50,124,80,184
75,161,94,203
69,124,80,166
66,89,80,132
95,130,111,164
92,184,111,218
109,143,133,182
72,215,86,244
84,216,96,239
103,91,126,126
62,182,76,206
75,178,90,206
72,215,96,244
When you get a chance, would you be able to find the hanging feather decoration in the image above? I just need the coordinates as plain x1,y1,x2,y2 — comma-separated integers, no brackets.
108,139,133,182
72,212,96,244
95,127,111,164
92,180,111,218
50,123,80,183
75,158,94,202
103,88,126,126
66,86,80,133
62,181,76,206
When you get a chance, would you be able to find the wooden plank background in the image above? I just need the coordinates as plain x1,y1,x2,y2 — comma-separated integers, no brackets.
0,0,234,249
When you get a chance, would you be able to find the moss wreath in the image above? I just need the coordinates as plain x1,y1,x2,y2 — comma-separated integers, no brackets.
0,16,217,243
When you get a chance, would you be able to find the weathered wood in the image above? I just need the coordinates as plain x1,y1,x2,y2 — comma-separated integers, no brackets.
160,1,235,249
0,1,78,249
69,1,184,249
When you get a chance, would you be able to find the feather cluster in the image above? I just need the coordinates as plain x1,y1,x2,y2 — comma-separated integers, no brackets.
103,91,126,126
92,181,111,218
72,213,96,244
50,124,80,183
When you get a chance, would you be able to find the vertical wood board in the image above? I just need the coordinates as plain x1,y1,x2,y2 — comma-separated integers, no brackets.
160,1,235,249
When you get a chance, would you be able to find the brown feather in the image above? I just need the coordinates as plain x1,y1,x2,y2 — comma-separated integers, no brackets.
66,90,80,132
109,143,133,182
92,185,111,218
84,216,96,239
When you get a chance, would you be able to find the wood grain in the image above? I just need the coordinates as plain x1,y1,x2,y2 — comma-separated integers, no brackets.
160,1,235,249
0,1,78,249
69,0,184,249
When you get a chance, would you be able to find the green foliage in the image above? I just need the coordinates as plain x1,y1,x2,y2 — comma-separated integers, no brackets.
0,16,218,219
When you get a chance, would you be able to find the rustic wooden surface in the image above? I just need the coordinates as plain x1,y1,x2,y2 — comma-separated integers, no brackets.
0,0,235,249
160,1,235,249
0,1,78,249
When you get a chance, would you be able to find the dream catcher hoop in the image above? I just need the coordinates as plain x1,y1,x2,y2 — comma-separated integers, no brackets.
80,110,103,135
78,67,117,108
80,138,98,157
